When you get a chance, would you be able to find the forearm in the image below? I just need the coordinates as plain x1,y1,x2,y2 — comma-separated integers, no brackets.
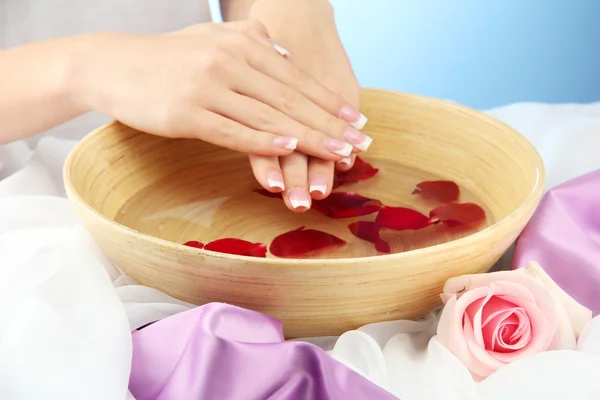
221,0,334,24
220,0,256,21
0,36,90,144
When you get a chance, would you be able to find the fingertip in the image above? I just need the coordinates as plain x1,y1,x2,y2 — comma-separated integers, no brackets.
335,156,354,171
286,187,311,212
309,177,329,200
266,170,285,191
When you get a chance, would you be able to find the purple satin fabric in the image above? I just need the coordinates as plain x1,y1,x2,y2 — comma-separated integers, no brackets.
512,169,600,315
129,303,397,400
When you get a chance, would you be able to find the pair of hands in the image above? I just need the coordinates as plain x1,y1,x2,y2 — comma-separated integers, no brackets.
75,4,362,212
246,0,363,211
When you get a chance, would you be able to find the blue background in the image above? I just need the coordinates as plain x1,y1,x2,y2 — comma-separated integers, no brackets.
330,0,600,109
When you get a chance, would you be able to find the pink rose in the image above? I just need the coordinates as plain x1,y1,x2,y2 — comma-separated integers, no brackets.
436,261,592,379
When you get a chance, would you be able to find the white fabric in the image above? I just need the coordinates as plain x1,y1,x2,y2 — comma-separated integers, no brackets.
1,102,600,399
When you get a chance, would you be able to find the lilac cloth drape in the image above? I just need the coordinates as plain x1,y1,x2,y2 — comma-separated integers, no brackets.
129,303,398,400
513,169,600,315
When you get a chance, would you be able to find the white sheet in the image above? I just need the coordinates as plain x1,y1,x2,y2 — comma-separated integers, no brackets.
1,102,600,399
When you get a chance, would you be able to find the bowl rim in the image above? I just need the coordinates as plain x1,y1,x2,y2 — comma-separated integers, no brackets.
63,89,546,266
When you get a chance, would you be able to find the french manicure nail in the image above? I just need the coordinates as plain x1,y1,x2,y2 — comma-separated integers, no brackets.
344,127,373,151
266,171,285,190
324,138,353,157
309,175,328,195
337,156,352,166
288,188,310,209
268,38,291,59
340,106,368,130
273,136,298,150
350,113,368,130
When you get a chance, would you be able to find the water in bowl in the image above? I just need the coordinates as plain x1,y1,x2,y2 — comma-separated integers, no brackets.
115,158,495,259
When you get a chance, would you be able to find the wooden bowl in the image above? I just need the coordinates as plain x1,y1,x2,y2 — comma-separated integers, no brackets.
64,89,545,338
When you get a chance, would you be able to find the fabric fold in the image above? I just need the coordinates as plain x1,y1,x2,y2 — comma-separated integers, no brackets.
129,303,397,400
512,169,600,315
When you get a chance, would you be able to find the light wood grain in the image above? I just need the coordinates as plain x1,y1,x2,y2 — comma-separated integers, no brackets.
63,89,545,338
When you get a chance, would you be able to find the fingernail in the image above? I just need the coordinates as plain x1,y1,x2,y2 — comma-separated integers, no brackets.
344,127,373,151
268,38,291,59
309,175,328,195
274,136,298,150
266,171,285,190
340,106,368,130
288,188,310,209
324,138,353,157
337,156,352,167
350,113,368,130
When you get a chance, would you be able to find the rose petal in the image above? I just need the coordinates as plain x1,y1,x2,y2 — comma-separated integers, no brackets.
375,206,432,231
438,287,505,378
462,310,505,378
412,180,460,204
429,203,486,226
183,240,204,249
485,310,514,351
488,298,553,364
440,293,454,305
481,306,532,353
485,308,530,352
465,293,493,349
333,157,379,188
437,295,474,368
348,221,391,253
204,238,267,258
477,296,529,352
269,227,346,258
509,308,531,345
312,192,382,219
518,261,592,342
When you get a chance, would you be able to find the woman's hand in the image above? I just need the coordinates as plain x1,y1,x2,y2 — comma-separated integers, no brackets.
247,0,366,211
72,21,369,160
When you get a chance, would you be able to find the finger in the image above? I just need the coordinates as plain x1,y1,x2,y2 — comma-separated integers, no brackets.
211,92,349,161
335,154,356,171
229,64,372,154
280,152,311,212
308,157,335,200
219,30,368,131
248,154,285,193
181,109,298,156
244,40,368,130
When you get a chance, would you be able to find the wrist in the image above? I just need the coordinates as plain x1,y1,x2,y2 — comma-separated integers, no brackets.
67,32,142,116
249,0,337,53
59,34,102,116
252,0,333,16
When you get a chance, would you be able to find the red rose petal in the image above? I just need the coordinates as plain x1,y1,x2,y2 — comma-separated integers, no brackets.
348,221,391,253
253,189,283,199
348,221,379,242
313,192,383,219
270,227,346,258
183,240,204,249
204,238,267,258
430,203,486,226
375,206,433,231
375,239,392,253
333,157,379,188
412,180,460,204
